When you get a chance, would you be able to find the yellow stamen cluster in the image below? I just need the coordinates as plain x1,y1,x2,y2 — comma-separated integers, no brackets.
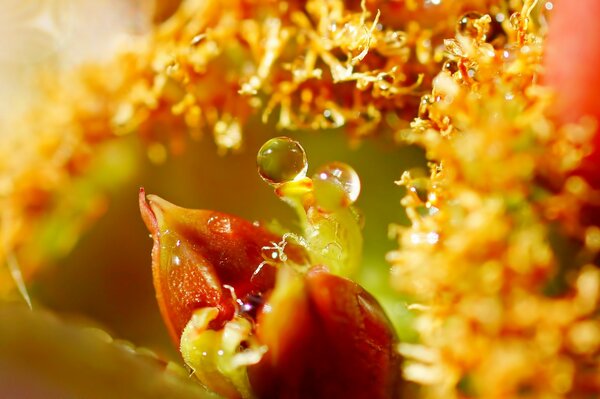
0,0,497,294
390,3,600,397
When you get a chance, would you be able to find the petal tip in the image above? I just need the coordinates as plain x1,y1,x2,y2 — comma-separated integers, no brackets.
139,188,158,234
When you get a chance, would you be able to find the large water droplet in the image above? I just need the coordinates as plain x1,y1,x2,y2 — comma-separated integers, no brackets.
312,162,361,209
257,137,308,185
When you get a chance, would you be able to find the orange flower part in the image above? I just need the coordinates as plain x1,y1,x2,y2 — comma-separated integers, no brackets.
139,188,290,342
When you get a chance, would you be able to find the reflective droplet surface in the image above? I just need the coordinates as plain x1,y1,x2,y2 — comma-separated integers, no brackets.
257,137,308,185
443,60,458,74
312,162,361,208
408,177,430,203
457,12,483,38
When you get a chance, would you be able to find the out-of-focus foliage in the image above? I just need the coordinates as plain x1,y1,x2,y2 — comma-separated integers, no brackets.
0,304,220,399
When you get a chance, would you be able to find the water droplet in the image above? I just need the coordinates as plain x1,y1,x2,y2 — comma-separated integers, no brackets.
312,162,361,210
544,2,554,11
509,12,524,30
457,12,482,38
408,178,430,203
257,137,308,185
443,61,458,74
261,243,287,263
262,247,279,261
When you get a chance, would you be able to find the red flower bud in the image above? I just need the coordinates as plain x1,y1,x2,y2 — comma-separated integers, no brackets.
139,189,401,399
249,267,401,399
139,188,283,341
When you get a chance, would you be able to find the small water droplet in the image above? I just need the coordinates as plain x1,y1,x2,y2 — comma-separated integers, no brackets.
443,61,458,74
312,162,361,209
509,12,524,30
408,178,430,203
457,12,483,38
257,137,308,185
261,245,286,262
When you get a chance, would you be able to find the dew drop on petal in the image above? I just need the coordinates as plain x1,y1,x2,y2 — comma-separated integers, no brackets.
312,162,361,205
257,137,308,185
